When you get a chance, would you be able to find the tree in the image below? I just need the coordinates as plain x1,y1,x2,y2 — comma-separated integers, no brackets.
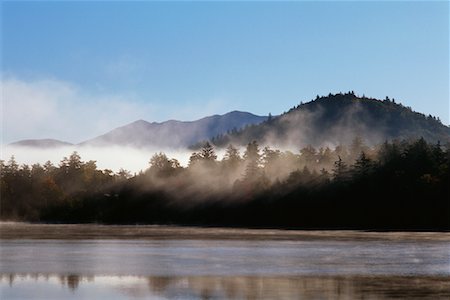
117,168,132,180
43,161,56,174
68,152,82,170
332,156,348,181
200,142,217,161
188,152,202,167
334,145,348,162
59,152,82,175
378,140,401,165
318,147,333,166
31,163,45,177
6,156,19,175
350,136,366,159
188,142,218,170
243,141,261,180
244,141,260,163
262,146,283,179
286,166,314,185
262,146,281,167
300,145,317,166
150,152,170,170
431,141,445,167
353,151,373,177
222,144,241,170
319,168,331,183
403,137,432,176
149,152,180,177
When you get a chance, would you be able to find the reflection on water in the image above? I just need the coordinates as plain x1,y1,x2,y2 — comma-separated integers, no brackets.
2,274,450,299
1,224,450,299
2,239,449,276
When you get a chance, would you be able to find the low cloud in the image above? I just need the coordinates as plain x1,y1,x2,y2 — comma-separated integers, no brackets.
1,77,235,145
1,77,156,144
1,145,225,174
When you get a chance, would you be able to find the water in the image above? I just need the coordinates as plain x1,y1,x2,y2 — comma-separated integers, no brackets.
1,223,449,299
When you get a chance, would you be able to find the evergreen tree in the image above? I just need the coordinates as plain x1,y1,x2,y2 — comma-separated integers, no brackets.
243,141,261,180
222,144,241,170
117,168,132,180
334,145,348,162
244,141,261,163
262,146,281,168
200,142,217,161
332,156,348,181
319,168,331,183
6,156,19,174
43,160,56,174
300,145,317,166
68,152,82,170
188,152,202,167
318,147,333,166
353,151,373,177
350,136,366,159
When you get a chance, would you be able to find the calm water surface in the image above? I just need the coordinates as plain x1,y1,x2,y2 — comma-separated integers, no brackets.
1,223,449,299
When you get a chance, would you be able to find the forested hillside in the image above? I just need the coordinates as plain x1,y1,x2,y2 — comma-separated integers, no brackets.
208,92,450,149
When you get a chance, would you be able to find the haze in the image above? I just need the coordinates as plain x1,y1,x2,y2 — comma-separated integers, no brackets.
2,145,198,174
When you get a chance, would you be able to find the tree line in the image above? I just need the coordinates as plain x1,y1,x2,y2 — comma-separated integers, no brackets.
1,137,448,230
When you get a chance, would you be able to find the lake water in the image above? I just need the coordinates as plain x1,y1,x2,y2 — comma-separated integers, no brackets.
1,223,449,299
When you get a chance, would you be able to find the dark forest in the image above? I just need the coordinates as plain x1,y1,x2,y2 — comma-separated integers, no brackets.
1,138,449,230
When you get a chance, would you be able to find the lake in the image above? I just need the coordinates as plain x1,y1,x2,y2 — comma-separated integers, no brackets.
1,223,449,299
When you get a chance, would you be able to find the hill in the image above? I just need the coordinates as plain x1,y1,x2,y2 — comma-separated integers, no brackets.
79,111,267,148
212,92,450,148
9,139,73,148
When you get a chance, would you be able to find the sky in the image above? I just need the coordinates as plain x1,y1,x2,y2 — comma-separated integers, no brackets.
1,0,449,144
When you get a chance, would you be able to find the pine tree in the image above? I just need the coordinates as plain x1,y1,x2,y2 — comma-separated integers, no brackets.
188,152,202,167
243,141,261,180
333,156,348,181
353,151,373,177
223,144,241,170
201,142,217,161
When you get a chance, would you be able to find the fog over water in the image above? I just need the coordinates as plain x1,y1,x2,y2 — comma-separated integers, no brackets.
1,223,450,299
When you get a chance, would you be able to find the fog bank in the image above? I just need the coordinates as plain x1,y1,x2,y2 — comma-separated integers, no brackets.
1,145,200,174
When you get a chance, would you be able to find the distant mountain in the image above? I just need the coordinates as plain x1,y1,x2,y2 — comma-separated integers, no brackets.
212,93,450,148
79,111,267,148
10,94,449,150
9,139,73,148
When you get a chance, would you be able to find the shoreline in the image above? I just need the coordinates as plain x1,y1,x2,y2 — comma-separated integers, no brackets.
1,222,450,241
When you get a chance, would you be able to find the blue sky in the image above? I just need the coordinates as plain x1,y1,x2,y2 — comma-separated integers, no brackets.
1,1,449,143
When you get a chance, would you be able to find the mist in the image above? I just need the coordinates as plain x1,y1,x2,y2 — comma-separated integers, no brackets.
1,137,449,230
1,145,200,174
212,93,450,151
1,77,240,145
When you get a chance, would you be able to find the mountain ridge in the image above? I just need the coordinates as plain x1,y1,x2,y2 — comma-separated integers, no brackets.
9,111,268,149
8,93,449,150
79,110,268,148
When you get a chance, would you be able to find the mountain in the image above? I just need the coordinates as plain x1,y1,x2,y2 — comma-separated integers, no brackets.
212,93,450,148
9,139,73,148
10,94,449,150
79,111,268,148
